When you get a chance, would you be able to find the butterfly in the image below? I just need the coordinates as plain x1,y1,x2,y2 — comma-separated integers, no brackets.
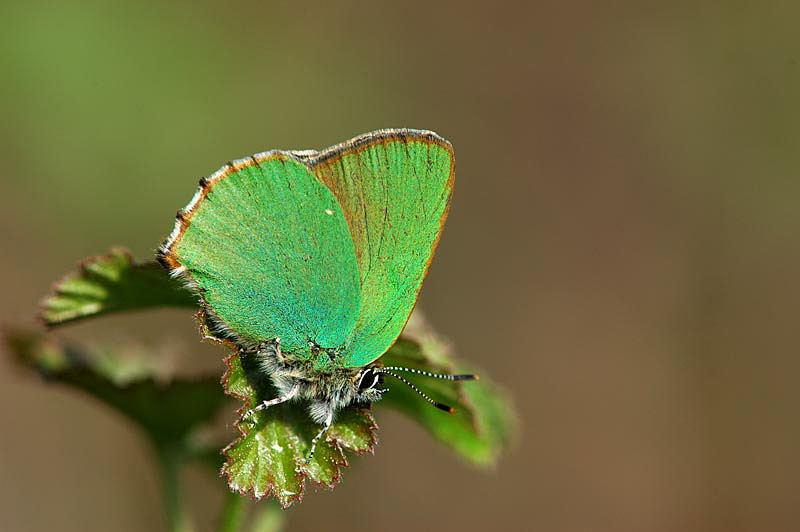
157,129,477,460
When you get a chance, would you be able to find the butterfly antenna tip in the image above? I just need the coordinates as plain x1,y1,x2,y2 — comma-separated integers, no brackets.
379,369,456,414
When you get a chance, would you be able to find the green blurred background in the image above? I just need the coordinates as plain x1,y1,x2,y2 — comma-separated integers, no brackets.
2,1,799,531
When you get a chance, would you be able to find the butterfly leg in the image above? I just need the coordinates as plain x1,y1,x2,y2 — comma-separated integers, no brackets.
306,407,334,462
241,387,298,421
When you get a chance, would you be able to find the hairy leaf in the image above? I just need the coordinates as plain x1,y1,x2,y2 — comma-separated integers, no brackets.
4,328,226,446
210,308,514,506
40,247,196,326
198,314,376,509
33,246,515,506
379,316,517,467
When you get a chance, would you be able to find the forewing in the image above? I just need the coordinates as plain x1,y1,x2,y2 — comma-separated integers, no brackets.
307,129,454,366
159,154,361,357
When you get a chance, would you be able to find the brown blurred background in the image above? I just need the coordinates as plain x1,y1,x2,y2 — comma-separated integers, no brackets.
2,1,799,531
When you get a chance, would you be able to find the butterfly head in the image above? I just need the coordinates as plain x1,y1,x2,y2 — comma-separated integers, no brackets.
353,366,386,402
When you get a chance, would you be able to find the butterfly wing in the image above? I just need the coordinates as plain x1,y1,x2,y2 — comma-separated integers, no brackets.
159,154,361,359
305,129,455,367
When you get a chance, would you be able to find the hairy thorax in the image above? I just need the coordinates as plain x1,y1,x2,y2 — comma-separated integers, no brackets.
251,339,383,424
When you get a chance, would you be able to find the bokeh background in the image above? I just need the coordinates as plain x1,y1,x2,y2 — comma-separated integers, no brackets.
2,1,799,531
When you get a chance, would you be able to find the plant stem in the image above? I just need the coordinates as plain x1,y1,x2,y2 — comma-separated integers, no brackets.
219,490,248,532
157,443,195,532
250,501,285,532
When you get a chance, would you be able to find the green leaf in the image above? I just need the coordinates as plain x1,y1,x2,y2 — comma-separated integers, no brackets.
3,328,227,446
379,315,517,468
210,308,514,506
4,327,232,531
40,247,197,327
34,246,515,512
201,315,376,509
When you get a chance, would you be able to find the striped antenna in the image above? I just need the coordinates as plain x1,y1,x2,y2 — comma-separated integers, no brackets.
379,366,479,381
379,370,456,413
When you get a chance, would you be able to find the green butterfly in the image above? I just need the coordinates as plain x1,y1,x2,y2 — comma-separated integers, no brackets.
158,129,476,459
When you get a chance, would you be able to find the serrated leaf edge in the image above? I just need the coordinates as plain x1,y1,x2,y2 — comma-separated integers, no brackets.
37,247,138,327
198,311,377,508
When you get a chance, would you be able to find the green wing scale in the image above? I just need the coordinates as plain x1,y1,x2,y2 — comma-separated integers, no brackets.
160,155,361,359
307,132,454,366
159,129,454,368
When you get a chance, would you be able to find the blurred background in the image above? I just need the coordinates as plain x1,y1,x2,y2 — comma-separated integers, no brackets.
2,1,799,531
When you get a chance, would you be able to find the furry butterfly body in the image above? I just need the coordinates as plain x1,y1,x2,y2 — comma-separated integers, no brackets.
158,129,475,458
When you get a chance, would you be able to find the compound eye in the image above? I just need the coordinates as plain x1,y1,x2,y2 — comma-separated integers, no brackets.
358,369,379,391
